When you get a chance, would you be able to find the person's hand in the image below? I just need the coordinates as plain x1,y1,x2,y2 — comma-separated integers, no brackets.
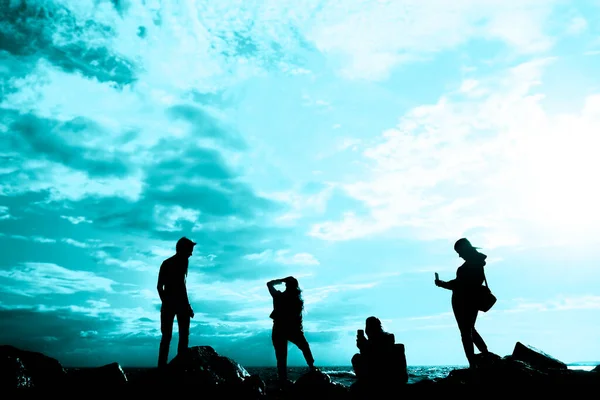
188,305,195,318
356,334,367,349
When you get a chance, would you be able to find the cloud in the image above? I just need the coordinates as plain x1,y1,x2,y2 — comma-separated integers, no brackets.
309,58,600,249
504,295,600,313
0,206,14,220
306,0,557,80
566,17,588,35
243,249,320,266
60,215,92,225
0,263,116,296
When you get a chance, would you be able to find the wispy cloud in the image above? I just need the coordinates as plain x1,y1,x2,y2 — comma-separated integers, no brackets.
504,295,600,313
308,0,557,80
244,249,320,266
0,206,14,220
0,263,115,296
60,215,92,225
309,58,600,249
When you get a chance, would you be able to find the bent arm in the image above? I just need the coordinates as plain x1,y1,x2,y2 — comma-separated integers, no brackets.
357,337,369,353
267,278,284,297
157,263,166,302
436,279,455,290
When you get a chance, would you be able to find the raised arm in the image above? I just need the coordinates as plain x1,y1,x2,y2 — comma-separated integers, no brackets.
267,278,284,297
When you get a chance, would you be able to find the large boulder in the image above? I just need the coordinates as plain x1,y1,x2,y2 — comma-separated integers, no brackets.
67,362,128,389
293,369,348,399
127,346,263,398
415,344,600,386
511,342,567,370
168,345,250,385
0,355,33,389
0,345,66,390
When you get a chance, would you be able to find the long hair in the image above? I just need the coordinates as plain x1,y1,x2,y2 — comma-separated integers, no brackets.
284,277,304,313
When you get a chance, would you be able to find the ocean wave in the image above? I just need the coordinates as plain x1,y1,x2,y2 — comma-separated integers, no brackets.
320,370,356,378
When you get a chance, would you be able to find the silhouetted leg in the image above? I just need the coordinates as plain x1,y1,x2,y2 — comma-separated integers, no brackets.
158,309,175,368
272,324,289,382
177,312,191,356
472,323,488,354
453,299,476,367
288,330,315,368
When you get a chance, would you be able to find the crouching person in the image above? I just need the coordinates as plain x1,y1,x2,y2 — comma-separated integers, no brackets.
351,316,408,388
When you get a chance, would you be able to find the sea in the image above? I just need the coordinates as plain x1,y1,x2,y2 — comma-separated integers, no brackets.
119,364,596,387
244,366,458,386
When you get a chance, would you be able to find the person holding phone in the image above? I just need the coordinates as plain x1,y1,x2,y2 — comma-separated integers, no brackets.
434,238,490,368
267,276,316,384
351,316,396,383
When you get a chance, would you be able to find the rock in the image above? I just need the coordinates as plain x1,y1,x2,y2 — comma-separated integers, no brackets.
511,342,567,370
592,364,600,373
125,346,261,398
0,356,33,389
168,346,250,385
68,362,128,389
241,374,267,399
0,345,66,389
415,344,600,386
293,369,349,399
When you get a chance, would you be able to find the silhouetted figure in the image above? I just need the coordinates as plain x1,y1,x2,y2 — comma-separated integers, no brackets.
267,276,316,383
352,316,403,384
435,238,490,368
157,237,196,368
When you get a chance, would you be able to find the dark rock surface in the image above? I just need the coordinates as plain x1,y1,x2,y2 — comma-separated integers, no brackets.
2,342,599,397
0,345,66,390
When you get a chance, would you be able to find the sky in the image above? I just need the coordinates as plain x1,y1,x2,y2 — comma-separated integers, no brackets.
1,0,600,368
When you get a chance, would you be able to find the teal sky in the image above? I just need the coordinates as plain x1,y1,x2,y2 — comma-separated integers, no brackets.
1,0,600,368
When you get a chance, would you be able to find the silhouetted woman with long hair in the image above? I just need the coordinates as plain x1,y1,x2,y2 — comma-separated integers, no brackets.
267,276,315,383
435,238,490,368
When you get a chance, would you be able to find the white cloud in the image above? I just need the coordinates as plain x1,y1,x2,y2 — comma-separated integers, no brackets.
566,17,588,35
4,234,56,243
62,238,89,248
0,262,115,296
93,250,152,272
0,206,13,220
505,295,600,313
306,0,557,80
61,215,93,225
153,204,200,232
303,282,379,306
243,249,320,266
309,58,600,249
0,158,144,202
86,299,111,309
266,185,336,224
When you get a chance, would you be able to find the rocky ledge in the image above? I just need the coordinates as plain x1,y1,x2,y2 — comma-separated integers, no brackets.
1,342,599,398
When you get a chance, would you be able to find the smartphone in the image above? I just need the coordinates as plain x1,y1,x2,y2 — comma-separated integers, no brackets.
357,329,364,337
435,272,439,280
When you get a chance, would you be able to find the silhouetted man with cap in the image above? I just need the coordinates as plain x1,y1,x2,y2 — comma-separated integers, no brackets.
157,236,196,368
